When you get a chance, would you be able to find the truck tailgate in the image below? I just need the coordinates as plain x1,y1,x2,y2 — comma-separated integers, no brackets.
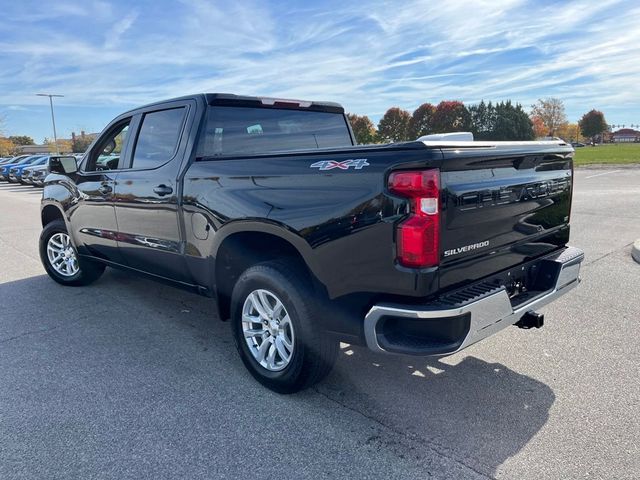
438,147,573,290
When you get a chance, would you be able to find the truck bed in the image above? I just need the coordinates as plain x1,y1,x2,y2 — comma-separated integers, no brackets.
186,139,574,300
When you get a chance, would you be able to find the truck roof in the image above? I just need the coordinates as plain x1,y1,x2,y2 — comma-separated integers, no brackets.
126,93,345,114
204,93,344,113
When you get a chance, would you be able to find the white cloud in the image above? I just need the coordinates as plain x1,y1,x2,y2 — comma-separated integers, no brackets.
0,0,638,126
104,12,139,49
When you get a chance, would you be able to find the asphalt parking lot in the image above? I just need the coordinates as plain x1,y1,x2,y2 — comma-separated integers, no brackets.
1,169,639,480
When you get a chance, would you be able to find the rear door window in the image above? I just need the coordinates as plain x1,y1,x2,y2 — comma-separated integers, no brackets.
131,107,187,169
197,106,352,157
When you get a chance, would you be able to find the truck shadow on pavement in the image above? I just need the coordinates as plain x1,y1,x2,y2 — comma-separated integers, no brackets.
318,345,555,476
0,270,554,478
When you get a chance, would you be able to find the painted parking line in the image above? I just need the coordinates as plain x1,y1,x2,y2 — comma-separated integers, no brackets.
584,170,621,179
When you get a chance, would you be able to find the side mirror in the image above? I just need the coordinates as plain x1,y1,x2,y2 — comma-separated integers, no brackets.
49,155,78,175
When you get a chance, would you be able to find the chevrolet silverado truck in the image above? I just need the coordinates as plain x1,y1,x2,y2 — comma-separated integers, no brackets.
39,93,583,393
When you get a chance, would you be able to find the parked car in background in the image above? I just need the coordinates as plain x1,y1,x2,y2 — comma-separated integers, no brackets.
0,155,30,168
29,166,49,187
0,155,43,182
9,156,49,183
21,167,35,184
23,162,50,187
571,142,586,147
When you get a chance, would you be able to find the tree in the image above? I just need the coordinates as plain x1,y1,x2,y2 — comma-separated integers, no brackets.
530,98,567,136
431,101,471,133
579,109,608,144
556,123,584,143
346,113,377,144
468,101,534,140
44,138,73,154
377,107,411,142
0,137,15,157
408,103,436,139
530,115,547,138
468,100,495,139
8,135,34,146
492,101,534,141
71,131,97,153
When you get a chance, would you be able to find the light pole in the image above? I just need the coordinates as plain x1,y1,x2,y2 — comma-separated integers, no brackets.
36,93,64,154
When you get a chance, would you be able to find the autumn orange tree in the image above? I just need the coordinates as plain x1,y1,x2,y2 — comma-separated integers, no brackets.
44,138,73,153
431,101,471,133
0,137,16,156
530,115,547,138
530,98,567,136
346,113,377,144
556,123,585,143
408,103,436,138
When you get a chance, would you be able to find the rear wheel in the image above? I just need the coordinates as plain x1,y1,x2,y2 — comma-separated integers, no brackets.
230,260,338,393
39,219,105,286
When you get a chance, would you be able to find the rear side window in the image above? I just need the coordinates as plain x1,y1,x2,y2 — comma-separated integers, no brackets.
132,107,186,169
197,106,352,157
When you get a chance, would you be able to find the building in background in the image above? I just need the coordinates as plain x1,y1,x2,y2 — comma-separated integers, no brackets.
611,128,640,143
16,144,50,154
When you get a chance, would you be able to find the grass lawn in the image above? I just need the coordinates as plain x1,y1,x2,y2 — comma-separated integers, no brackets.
573,143,640,166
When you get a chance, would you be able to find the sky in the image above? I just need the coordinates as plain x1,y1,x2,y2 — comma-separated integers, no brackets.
1,0,639,142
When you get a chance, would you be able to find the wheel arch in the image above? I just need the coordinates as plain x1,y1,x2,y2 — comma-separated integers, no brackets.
41,203,65,228
212,224,324,321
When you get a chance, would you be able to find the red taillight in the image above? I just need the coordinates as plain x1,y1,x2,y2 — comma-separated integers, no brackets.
388,169,440,268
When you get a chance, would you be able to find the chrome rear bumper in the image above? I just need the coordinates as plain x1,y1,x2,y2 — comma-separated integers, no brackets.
364,246,584,356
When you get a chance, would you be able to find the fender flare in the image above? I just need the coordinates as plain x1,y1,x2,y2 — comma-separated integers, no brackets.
209,219,322,281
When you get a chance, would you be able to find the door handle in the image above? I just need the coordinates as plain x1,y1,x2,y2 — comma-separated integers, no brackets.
98,184,113,195
153,184,173,196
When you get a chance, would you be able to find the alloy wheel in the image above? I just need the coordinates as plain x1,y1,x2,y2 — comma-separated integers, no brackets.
241,289,295,372
46,232,79,277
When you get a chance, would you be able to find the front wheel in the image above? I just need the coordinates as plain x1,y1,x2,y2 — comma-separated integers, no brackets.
230,260,338,393
39,219,105,286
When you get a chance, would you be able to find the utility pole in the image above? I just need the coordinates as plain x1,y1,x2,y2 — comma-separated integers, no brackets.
36,93,64,154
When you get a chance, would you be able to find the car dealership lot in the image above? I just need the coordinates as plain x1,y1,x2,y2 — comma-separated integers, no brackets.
1,170,639,479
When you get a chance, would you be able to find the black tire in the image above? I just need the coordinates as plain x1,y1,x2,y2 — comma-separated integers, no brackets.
230,260,339,393
39,219,105,286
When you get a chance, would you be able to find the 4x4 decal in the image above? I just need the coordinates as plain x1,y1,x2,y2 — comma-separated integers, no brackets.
310,159,370,171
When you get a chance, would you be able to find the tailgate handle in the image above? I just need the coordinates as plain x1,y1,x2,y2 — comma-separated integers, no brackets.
153,184,173,196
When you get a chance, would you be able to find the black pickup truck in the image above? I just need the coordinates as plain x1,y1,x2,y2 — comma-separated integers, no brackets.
40,93,583,392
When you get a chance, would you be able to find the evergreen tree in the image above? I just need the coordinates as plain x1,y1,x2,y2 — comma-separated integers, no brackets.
468,101,534,140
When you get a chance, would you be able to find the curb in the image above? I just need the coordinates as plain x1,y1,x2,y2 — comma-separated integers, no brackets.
574,163,640,169
633,240,640,264
574,162,640,170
